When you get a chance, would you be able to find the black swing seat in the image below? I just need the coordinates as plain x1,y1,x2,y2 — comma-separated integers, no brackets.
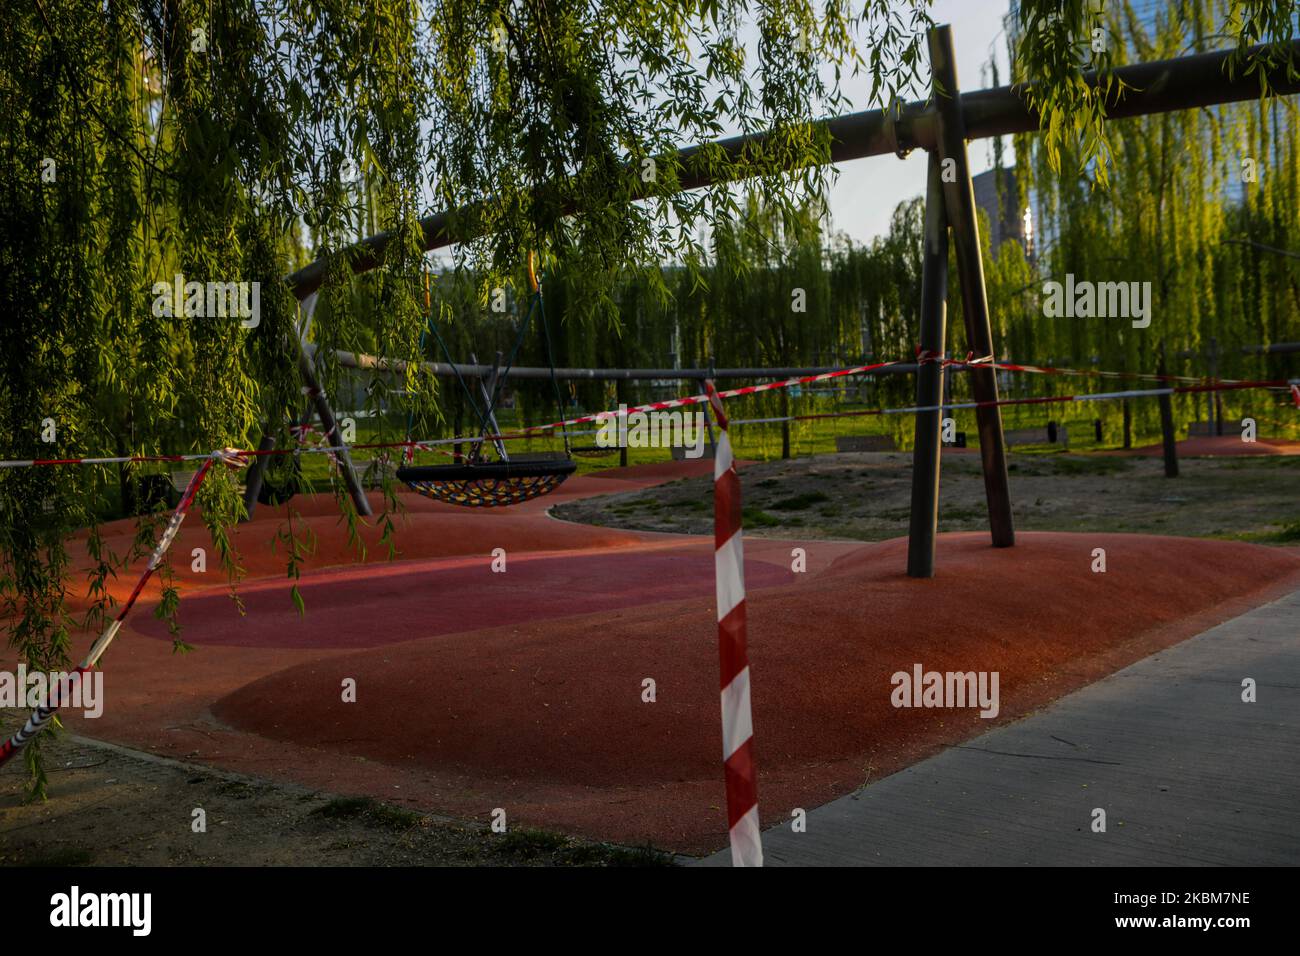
397,455,577,508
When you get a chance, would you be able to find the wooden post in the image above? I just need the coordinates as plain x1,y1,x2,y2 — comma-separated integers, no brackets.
907,152,951,578
1157,342,1179,478
296,344,373,516
1209,336,1223,435
240,432,279,517
617,378,630,467
244,346,374,521
928,25,1015,548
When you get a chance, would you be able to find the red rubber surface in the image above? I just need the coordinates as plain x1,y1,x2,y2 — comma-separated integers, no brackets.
1102,436,1300,457
205,532,1299,852
131,549,794,649
19,460,1300,855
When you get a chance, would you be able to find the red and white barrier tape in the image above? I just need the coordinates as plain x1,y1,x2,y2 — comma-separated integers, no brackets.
707,380,762,867
922,347,1289,390
724,379,1298,430
488,359,908,439
0,449,247,768
0,359,1293,471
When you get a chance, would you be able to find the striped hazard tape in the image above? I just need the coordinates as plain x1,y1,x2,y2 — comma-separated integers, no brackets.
2,357,1292,471
707,380,762,867
0,449,247,768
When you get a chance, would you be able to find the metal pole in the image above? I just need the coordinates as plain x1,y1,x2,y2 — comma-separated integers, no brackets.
1157,343,1179,478
471,351,510,461
929,25,1014,548
907,152,951,579
323,346,929,382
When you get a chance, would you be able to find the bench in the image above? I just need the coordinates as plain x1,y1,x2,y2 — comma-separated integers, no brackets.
835,434,898,453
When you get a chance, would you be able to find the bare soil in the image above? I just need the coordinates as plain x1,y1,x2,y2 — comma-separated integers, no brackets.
554,450,1300,543
0,725,673,867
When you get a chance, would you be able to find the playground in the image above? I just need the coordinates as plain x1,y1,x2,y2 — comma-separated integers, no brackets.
5,3,1300,880
3,442,1299,860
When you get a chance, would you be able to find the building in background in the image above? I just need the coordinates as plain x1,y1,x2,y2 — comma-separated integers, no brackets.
971,167,1026,254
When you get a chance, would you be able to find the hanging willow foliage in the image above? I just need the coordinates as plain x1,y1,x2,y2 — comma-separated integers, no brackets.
1008,0,1300,440
1,0,931,793
1,0,1297,795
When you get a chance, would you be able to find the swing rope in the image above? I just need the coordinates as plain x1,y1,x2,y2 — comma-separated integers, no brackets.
395,252,577,508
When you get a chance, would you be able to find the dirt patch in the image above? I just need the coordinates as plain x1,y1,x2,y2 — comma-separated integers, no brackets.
0,728,674,867
553,451,1300,542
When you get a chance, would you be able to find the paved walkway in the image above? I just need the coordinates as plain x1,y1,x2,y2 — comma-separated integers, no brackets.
699,587,1300,866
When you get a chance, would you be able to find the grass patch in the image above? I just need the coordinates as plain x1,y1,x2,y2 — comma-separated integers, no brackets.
1042,455,1133,476
494,827,568,857
1012,445,1068,456
15,845,94,867
312,796,423,830
768,491,830,511
1230,517,1300,544
493,828,677,867
587,843,677,867
742,507,780,527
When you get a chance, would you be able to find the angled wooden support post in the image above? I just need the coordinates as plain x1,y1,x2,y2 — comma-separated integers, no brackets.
907,152,951,578
242,344,373,520
240,432,278,518
296,340,373,517
928,25,1015,548
244,293,373,520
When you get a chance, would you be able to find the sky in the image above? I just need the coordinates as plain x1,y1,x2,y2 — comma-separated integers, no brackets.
824,0,1013,244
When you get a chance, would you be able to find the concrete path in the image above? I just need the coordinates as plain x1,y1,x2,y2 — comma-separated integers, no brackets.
699,587,1300,866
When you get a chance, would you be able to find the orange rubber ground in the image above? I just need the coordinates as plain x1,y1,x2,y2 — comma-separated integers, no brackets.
1104,435,1300,457
15,460,1300,854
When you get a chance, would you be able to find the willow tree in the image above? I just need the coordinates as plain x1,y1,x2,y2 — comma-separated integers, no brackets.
3,0,1297,794
1009,0,1298,443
